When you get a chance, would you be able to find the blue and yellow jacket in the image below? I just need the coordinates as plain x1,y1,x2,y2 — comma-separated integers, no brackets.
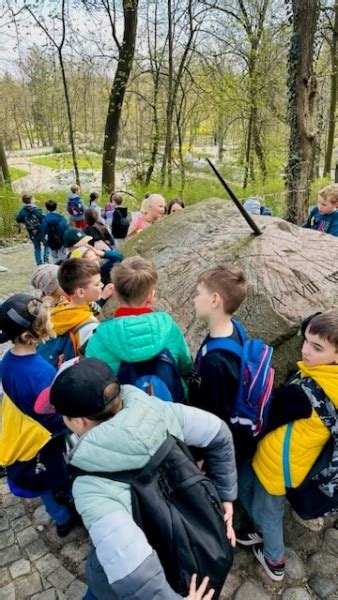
0,352,69,496
253,362,338,495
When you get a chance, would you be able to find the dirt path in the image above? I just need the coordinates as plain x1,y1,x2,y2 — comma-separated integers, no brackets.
8,155,129,193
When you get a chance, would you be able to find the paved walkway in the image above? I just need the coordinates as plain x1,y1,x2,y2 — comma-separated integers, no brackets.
1,471,337,600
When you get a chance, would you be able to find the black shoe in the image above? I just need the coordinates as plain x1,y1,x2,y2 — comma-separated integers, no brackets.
236,527,263,546
56,512,81,538
253,544,285,581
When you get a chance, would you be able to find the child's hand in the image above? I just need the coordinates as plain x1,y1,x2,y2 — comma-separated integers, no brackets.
101,283,115,301
222,502,236,547
185,574,214,599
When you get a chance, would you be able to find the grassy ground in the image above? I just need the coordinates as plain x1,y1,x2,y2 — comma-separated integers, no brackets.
30,151,102,170
0,244,35,298
9,167,29,181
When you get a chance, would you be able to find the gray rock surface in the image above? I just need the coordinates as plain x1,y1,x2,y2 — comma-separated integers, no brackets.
308,574,338,599
233,580,271,599
120,199,338,382
282,588,312,600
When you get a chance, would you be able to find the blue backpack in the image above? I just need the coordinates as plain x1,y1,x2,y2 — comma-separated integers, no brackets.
196,320,274,437
37,320,96,369
67,196,84,217
117,349,185,403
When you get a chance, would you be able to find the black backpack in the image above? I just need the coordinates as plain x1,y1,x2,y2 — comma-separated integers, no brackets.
25,210,41,237
112,207,129,238
47,221,64,250
73,435,233,597
286,377,338,519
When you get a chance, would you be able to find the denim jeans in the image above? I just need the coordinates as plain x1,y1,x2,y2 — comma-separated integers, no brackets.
50,247,67,264
238,461,285,562
32,239,49,265
40,490,71,526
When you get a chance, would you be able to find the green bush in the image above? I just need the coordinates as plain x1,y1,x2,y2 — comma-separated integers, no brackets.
0,187,21,238
53,143,70,154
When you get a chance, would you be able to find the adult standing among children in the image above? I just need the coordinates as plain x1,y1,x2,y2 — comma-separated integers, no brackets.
16,193,49,265
127,193,166,237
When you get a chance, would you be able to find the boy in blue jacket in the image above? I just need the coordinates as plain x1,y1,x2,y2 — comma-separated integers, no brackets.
16,193,49,265
41,200,69,263
302,184,338,236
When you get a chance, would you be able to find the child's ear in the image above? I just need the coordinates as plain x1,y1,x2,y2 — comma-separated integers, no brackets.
211,291,222,309
75,287,85,299
146,287,156,306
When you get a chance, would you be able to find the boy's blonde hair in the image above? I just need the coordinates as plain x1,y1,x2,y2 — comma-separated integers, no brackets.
111,256,158,305
70,184,80,194
19,302,54,346
318,184,338,205
198,265,247,315
307,309,338,351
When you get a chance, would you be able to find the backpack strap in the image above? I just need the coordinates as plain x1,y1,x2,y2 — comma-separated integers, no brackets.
71,435,180,484
300,378,338,497
69,318,97,354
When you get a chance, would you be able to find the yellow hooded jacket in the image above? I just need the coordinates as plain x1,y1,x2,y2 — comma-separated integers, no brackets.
253,362,338,495
51,303,97,354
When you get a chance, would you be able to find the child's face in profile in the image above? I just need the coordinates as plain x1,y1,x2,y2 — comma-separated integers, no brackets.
78,274,103,303
194,282,219,321
302,328,338,367
317,195,335,215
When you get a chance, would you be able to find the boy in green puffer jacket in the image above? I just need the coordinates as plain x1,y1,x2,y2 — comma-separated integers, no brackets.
85,256,192,399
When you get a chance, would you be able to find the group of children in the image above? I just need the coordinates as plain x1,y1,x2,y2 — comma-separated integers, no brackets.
0,242,337,598
5,180,338,598
15,186,187,268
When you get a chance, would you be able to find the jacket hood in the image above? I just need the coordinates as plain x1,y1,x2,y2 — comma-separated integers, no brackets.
51,304,94,335
23,205,39,213
298,361,338,407
45,212,65,224
96,312,180,362
70,385,183,473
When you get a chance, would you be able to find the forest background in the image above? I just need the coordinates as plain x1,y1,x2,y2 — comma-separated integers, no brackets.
0,0,337,238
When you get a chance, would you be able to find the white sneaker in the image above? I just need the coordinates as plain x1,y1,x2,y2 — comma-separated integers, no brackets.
291,509,324,532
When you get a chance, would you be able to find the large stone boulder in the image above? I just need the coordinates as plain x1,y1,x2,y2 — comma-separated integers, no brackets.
113,198,338,383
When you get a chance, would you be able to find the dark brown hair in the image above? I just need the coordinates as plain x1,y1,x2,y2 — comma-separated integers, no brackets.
307,309,338,351
197,265,247,315
22,193,33,204
58,258,100,295
111,256,158,305
168,198,185,214
45,200,57,212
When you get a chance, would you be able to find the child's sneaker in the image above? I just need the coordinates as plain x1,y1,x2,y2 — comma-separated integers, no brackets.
236,527,263,546
253,544,285,581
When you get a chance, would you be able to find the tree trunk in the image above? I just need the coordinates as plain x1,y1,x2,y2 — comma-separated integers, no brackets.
0,138,11,188
102,0,138,193
160,0,174,187
58,50,80,185
285,0,320,224
323,1,337,178
243,111,254,188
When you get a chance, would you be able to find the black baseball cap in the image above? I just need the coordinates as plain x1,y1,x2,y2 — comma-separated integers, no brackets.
0,294,43,343
49,358,120,418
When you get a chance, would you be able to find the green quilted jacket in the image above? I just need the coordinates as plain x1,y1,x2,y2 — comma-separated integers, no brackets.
85,311,192,378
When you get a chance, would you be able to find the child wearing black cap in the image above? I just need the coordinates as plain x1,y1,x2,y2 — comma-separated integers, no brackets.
43,357,238,600
0,294,74,536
